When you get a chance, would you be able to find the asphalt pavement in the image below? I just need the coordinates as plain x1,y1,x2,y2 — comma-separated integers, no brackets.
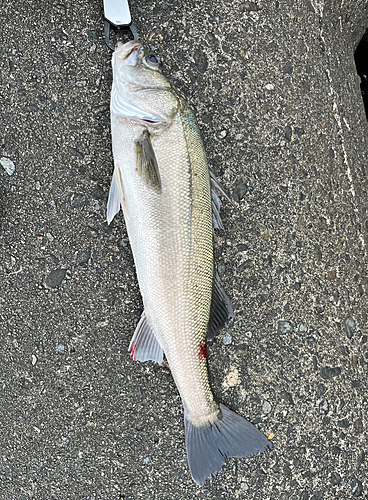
1,1,368,499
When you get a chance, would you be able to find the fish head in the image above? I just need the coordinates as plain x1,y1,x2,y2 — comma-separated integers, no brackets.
112,40,171,93
111,41,179,128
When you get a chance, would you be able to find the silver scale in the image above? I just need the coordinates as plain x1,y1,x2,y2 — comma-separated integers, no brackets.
103,0,138,50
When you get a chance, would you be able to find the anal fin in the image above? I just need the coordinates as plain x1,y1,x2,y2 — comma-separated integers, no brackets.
128,311,164,363
207,271,234,344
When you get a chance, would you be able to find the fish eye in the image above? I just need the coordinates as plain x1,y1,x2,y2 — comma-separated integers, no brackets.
143,54,161,70
147,54,160,64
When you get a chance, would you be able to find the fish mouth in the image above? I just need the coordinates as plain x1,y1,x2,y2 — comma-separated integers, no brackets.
114,40,142,66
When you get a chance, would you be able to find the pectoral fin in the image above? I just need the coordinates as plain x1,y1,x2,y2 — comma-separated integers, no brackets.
134,130,162,192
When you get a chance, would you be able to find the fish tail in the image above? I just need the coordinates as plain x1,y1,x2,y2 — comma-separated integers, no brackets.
184,403,272,486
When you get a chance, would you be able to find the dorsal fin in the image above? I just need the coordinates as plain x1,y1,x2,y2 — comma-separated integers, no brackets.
210,168,243,230
207,270,234,344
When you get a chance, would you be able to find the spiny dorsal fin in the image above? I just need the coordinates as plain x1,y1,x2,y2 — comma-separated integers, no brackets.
212,195,224,231
128,311,164,363
134,129,162,192
207,270,234,344
210,168,243,230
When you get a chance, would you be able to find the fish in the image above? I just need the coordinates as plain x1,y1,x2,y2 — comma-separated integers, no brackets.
107,40,272,485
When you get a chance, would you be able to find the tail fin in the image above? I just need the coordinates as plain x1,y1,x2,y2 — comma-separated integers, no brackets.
184,404,272,486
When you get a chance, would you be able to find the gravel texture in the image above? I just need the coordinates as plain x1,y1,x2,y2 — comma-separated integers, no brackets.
1,1,368,499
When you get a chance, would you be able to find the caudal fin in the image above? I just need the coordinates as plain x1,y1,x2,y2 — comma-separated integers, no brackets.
184,404,272,486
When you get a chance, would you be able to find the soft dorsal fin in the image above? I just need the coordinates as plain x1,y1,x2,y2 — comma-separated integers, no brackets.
134,129,162,192
207,270,234,343
128,311,164,363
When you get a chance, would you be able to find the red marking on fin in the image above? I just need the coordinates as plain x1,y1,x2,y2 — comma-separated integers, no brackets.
198,343,207,361
131,343,137,361
135,168,138,172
